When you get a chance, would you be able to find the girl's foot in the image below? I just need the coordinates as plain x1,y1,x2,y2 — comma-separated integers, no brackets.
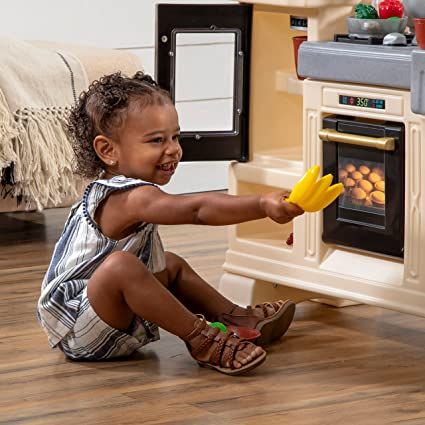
185,315,266,375
218,300,296,346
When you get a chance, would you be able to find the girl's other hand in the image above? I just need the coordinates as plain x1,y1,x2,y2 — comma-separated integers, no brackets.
259,191,304,224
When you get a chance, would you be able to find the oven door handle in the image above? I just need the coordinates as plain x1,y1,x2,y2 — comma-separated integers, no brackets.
318,129,395,151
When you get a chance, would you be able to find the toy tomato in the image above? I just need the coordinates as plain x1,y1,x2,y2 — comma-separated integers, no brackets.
378,0,404,19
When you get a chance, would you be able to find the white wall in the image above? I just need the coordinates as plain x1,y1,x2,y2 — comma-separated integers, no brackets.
1,0,237,194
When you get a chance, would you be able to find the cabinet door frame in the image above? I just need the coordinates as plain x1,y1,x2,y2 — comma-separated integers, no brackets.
156,3,252,162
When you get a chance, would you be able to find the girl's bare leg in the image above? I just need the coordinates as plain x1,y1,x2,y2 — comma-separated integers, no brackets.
158,252,260,321
86,251,264,368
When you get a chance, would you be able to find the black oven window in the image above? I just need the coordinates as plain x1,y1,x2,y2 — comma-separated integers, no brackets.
338,153,386,220
322,116,404,257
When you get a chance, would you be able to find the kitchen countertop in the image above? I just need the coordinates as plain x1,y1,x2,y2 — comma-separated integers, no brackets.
240,0,357,7
298,41,425,115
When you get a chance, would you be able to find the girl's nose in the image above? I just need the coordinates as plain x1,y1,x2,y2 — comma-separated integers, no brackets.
165,139,181,155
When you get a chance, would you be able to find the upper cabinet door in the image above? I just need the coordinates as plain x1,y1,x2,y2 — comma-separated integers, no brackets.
156,4,252,162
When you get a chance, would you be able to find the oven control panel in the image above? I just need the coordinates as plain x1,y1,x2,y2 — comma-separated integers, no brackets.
339,95,385,110
323,88,404,117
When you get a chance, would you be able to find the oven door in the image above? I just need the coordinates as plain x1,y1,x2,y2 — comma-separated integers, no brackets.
321,116,405,258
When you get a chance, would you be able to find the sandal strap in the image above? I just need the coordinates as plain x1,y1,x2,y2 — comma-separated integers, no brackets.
219,300,286,328
222,335,240,369
186,318,254,370
212,332,232,366
217,309,259,328
228,304,239,315
254,301,281,318
184,314,207,341
260,303,270,318
191,327,220,357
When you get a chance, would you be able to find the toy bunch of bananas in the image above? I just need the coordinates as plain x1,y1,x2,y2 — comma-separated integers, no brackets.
287,165,344,212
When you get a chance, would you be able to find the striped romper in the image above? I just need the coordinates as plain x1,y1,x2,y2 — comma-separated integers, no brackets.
37,175,166,360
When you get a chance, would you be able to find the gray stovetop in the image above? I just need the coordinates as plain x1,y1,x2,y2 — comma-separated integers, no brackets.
298,41,425,115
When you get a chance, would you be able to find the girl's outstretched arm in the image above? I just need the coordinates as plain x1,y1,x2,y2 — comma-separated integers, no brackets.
94,185,304,239
130,185,303,226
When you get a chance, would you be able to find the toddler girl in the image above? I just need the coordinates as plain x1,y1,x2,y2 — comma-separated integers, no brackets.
37,72,304,375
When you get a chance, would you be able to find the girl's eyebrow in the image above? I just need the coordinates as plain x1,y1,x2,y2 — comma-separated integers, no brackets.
144,127,180,137
143,131,163,137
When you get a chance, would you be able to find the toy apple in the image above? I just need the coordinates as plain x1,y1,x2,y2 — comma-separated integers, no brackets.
378,0,404,19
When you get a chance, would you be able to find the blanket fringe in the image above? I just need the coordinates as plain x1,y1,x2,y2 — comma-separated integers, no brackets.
1,101,83,210
0,88,19,171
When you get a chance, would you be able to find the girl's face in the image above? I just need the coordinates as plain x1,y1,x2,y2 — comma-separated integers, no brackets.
113,102,182,185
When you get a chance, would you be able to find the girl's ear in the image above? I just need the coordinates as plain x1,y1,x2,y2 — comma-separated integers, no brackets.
93,135,117,166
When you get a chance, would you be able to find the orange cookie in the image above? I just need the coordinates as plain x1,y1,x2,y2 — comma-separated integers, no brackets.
351,171,363,182
345,163,356,173
359,165,370,176
374,180,385,192
351,187,367,205
368,172,381,184
339,169,348,181
372,167,384,177
371,190,385,208
358,179,373,194
364,196,373,207
344,177,356,193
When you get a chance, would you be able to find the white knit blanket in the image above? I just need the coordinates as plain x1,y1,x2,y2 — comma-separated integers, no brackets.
0,36,89,210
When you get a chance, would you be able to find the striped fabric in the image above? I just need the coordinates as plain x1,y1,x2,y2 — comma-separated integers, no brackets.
37,175,166,349
59,287,160,360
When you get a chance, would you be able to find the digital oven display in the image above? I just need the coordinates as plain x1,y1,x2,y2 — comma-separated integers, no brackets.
339,95,385,110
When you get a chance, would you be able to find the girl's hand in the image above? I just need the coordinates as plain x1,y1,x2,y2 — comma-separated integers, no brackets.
259,191,304,224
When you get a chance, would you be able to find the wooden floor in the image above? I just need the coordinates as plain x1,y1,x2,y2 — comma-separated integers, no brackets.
1,208,425,425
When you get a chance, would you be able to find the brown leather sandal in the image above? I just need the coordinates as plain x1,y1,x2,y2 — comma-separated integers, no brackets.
218,300,296,346
185,316,266,376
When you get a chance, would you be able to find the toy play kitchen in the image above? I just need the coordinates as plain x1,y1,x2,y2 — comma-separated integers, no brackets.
156,1,425,317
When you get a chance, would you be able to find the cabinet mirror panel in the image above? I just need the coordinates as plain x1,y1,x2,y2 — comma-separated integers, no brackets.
172,31,238,134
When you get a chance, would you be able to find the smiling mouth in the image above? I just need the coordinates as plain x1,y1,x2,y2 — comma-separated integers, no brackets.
157,161,178,172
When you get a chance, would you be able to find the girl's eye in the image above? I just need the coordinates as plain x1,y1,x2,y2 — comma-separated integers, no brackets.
152,138,163,144
173,134,180,141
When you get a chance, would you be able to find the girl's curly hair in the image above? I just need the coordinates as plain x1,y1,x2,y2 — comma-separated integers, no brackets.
67,71,172,179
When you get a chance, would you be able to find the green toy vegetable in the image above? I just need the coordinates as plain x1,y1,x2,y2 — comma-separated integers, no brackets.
209,322,227,332
354,3,379,19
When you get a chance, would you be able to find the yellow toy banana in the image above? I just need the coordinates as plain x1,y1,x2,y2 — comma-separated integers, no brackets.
287,165,320,205
287,165,343,212
301,174,333,212
311,183,344,211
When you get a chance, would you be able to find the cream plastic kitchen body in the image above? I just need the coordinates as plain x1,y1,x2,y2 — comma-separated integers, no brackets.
218,2,425,317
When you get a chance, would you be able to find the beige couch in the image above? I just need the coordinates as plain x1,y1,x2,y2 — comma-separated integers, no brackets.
1,40,144,213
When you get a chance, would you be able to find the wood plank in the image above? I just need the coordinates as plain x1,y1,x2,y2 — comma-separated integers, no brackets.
1,208,425,424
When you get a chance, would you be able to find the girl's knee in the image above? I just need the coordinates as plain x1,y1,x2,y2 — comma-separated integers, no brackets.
164,251,188,284
101,251,150,281
164,251,185,270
